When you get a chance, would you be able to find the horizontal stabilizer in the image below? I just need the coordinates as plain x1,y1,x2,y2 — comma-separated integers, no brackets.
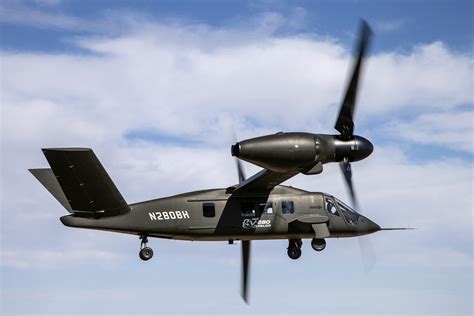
40,148,130,217
29,168,72,212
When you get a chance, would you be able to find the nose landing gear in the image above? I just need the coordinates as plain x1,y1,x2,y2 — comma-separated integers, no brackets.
311,238,326,251
287,239,302,260
139,235,154,261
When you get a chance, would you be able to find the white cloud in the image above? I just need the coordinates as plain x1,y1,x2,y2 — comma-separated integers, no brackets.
0,2,157,34
0,3,94,31
375,19,405,32
362,41,473,113
252,7,308,33
2,31,472,145
390,110,473,153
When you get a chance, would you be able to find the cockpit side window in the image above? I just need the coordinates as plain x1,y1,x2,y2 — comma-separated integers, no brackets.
336,199,359,225
325,197,340,217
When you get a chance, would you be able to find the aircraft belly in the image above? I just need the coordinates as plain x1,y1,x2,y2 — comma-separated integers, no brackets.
165,233,320,241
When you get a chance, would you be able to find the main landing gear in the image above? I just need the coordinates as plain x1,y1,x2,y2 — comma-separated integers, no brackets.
139,235,154,261
287,239,302,260
287,238,327,260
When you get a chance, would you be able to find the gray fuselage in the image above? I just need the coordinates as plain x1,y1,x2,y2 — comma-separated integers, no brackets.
60,185,380,241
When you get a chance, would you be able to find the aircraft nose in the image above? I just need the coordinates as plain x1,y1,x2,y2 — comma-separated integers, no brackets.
368,219,381,233
358,216,381,235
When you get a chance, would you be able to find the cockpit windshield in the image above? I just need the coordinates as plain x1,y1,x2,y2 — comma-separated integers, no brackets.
335,198,360,225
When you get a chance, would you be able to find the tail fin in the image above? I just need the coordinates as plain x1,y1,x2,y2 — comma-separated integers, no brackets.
31,148,130,217
29,168,73,212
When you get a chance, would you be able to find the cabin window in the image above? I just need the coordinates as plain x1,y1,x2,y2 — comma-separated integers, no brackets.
281,201,294,214
259,202,274,214
203,203,215,218
241,202,257,217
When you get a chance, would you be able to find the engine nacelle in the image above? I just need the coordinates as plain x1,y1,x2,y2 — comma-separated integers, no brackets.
231,132,373,173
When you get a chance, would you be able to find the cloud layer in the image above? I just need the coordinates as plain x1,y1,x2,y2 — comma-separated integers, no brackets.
2,10,472,259
1,11,472,315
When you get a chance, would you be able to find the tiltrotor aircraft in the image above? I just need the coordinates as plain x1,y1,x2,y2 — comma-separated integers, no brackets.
30,20,407,303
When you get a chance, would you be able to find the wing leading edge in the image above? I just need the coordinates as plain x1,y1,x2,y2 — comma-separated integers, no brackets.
231,168,299,195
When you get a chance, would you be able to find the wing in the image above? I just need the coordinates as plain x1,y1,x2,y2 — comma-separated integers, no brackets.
231,169,299,195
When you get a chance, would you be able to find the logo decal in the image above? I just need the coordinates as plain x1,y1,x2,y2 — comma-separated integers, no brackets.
242,218,271,229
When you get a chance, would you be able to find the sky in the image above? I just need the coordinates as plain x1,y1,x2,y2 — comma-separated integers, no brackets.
0,0,473,315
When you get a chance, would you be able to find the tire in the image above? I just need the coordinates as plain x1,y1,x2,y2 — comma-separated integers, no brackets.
287,247,302,260
289,239,302,248
296,239,303,248
139,247,154,261
311,238,326,252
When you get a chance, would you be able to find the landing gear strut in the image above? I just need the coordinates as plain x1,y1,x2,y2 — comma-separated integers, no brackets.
311,238,326,252
139,235,154,261
287,239,302,260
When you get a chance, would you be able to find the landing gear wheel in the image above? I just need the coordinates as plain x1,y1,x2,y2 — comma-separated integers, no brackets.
139,247,154,261
287,247,302,260
311,238,326,252
295,239,303,248
287,239,302,260
138,234,153,261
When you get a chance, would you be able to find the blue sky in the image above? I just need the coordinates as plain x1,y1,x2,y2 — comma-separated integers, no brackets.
1,0,473,52
1,1,473,315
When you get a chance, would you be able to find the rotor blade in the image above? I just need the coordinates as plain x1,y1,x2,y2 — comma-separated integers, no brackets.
359,237,376,274
339,159,359,210
241,240,251,304
236,159,246,184
339,158,376,273
335,19,373,140
232,129,246,184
